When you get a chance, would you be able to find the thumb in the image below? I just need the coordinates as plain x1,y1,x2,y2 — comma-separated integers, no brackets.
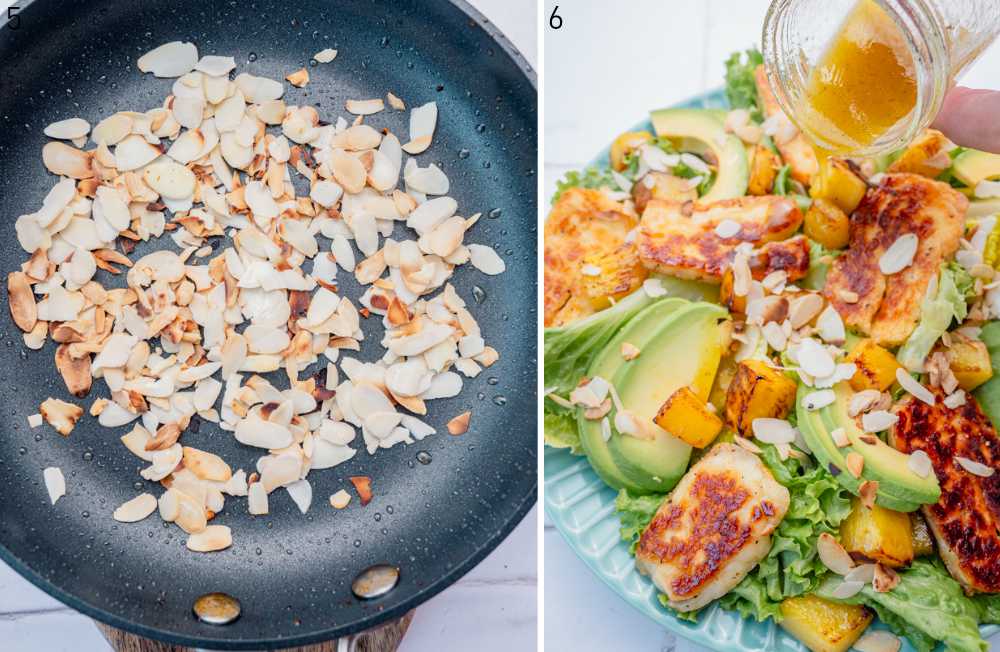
932,86,1000,154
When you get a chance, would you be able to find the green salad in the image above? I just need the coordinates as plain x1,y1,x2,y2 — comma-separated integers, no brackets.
544,48,1000,652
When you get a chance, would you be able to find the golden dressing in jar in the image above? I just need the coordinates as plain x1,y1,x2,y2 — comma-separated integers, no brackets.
800,0,917,153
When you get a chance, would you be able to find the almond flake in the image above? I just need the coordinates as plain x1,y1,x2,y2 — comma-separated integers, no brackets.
955,455,995,477
862,410,898,433
621,342,640,360
313,48,338,63
854,631,901,652
907,449,933,478
447,411,471,435
895,368,935,405
113,494,158,522
817,532,854,575
879,233,919,274
285,68,310,88
846,452,864,478
43,467,66,505
751,418,796,444
329,489,352,509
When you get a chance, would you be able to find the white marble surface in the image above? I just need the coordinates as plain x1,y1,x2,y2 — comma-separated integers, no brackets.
543,1,1000,651
0,0,537,650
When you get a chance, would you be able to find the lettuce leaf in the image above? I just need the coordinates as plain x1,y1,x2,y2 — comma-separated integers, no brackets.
544,410,582,454
552,166,620,204
724,49,764,121
719,445,852,622
897,264,970,372
615,489,665,554
543,289,653,399
817,558,989,652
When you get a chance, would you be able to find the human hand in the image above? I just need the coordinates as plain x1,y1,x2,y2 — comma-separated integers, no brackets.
932,86,1000,154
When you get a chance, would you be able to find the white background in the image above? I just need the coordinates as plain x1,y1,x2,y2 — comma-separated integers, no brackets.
543,1,1000,651
0,0,537,650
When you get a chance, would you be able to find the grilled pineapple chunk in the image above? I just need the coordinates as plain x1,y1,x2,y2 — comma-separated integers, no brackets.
748,145,780,196
725,359,797,435
839,498,915,568
942,335,993,391
887,129,953,178
810,158,868,215
780,595,873,652
610,131,653,171
654,387,724,448
804,199,850,250
846,339,901,392
911,513,935,557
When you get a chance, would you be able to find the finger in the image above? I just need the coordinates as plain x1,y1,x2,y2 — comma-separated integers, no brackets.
932,86,1000,154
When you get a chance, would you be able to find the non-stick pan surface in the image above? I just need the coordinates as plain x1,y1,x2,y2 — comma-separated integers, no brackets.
0,0,537,647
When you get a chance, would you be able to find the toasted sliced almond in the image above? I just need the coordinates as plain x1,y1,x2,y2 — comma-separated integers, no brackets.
182,446,232,482
346,98,384,115
7,271,37,333
329,489,352,509
113,493,158,522
845,451,865,478
955,455,995,477
879,233,918,274
873,563,900,593
43,467,66,504
854,631,901,652
858,479,879,509
138,41,198,78
285,68,310,88
817,532,854,575
43,141,93,179
45,117,91,141
313,48,338,63
40,398,83,436
349,475,373,506
186,525,232,552
447,410,471,435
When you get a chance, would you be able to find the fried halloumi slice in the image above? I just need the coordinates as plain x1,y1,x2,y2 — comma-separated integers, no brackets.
892,389,1000,593
635,443,790,611
823,173,966,346
638,196,804,282
544,188,647,327
754,65,820,186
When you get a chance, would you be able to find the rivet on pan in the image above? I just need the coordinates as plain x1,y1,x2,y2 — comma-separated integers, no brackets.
193,592,241,625
351,564,400,600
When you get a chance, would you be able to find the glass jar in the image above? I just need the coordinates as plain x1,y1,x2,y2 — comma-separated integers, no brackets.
762,0,1000,155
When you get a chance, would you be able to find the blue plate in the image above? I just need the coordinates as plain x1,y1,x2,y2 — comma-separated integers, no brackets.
543,88,999,652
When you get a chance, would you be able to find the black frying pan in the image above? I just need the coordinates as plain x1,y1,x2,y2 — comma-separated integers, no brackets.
0,0,537,648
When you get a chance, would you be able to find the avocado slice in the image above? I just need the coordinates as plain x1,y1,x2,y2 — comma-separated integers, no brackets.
649,108,749,202
952,149,1000,187
797,382,939,512
605,302,727,494
577,298,688,490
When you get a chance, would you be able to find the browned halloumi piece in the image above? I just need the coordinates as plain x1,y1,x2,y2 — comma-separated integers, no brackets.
823,173,966,346
892,389,1000,593
638,196,804,282
635,443,790,611
544,188,647,327
753,65,819,186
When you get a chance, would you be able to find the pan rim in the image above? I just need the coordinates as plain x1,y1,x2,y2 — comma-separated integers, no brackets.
0,0,538,647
